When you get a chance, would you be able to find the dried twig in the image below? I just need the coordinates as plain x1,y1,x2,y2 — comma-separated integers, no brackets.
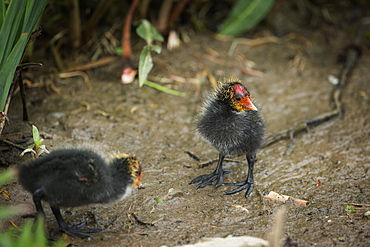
66,56,119,72
0,138,26,150
58,71,92,91
128,212,153,226
262,28,362,148
346,202,370,207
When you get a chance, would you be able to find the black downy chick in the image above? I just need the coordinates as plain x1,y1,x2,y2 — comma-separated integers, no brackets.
18,149,142,240
190,78,264,198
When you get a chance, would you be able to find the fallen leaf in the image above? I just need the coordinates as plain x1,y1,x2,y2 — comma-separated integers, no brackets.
264,191,308,207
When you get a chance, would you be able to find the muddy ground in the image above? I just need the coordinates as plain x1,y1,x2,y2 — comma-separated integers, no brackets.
1,3,370,247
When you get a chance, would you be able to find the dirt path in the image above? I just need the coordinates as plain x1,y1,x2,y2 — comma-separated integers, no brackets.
1,11,370,247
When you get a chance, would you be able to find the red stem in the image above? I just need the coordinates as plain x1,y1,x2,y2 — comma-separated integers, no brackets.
122,0,140,58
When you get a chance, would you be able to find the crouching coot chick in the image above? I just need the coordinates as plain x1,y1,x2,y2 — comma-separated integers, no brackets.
190,78,264,199
18,149,142,240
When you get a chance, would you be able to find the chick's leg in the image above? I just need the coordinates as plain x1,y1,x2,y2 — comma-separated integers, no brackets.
222,153,256,198
190,153,231,188
50,206,103,240
33,188,46,217
22,188,46,219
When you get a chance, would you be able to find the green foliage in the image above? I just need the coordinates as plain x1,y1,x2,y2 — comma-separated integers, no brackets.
20,125,49,159
143,80,187,97
0,169,66,247
32,125,44,151
154,197,165,204
345,205,356,217
218,0,275,36
138,45,154,87
0,0,48,111
0,217,66,247
0,169,22,219
136,19,186,96
0,168,14,187
346,205,356,212
136,19,163,87
136,19,164,46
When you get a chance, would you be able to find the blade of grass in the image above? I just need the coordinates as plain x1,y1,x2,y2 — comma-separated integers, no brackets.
0,206,23,219
0,33,29,111
0,1,5,27
23,0,48,33
0,0,25,62
33,217,48,247
218,0,274,36
0,168,15,185
144,80,186,96
0,0,47,112
17,220,33,247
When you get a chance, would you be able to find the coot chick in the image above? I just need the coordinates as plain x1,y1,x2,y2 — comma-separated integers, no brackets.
190,78,264,198
18,148,142,240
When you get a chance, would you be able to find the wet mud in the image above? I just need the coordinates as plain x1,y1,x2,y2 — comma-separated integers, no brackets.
1,9,370,247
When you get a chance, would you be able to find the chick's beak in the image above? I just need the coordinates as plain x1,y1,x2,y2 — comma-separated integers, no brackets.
241,95,258,111
133,172,143,187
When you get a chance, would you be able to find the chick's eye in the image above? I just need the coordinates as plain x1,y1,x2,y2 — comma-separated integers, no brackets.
234,95,241,101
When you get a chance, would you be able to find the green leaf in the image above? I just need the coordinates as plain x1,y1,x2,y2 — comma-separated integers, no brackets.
18,220,34,247
346,205,356,212
0,33,28,110
138,46,153,87
144,81,186,97
0,1,5,28
0,0,48,111
154,198,165,204
23,1,48,34
32,125,40,142
33,217,48,247
218,0,275,36
0,206,22,220
136,19,164,46
115,47,123,55
151,44,162,54
0,0,25,63
0,168,14,186
32,125,44,151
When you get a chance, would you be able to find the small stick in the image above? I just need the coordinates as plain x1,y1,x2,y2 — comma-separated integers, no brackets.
0,138,26,151
346,202,370,207
18,71,28,121
66,56,119,72
130,212,154,226
262,27,362,148
58,71,92,91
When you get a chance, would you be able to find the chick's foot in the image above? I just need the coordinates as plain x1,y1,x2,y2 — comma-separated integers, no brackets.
222,181,254,198
50,221,103,240
190,169,231,188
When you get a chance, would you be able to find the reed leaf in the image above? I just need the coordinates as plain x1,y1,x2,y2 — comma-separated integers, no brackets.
0,0,48,111
218,0,274,36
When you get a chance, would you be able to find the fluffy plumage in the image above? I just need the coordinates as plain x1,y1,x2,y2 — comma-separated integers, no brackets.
18,148,142,240
191,78,264,198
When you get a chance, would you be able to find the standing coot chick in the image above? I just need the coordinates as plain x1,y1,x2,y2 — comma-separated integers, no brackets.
190,78,264,198
18,148,142,240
